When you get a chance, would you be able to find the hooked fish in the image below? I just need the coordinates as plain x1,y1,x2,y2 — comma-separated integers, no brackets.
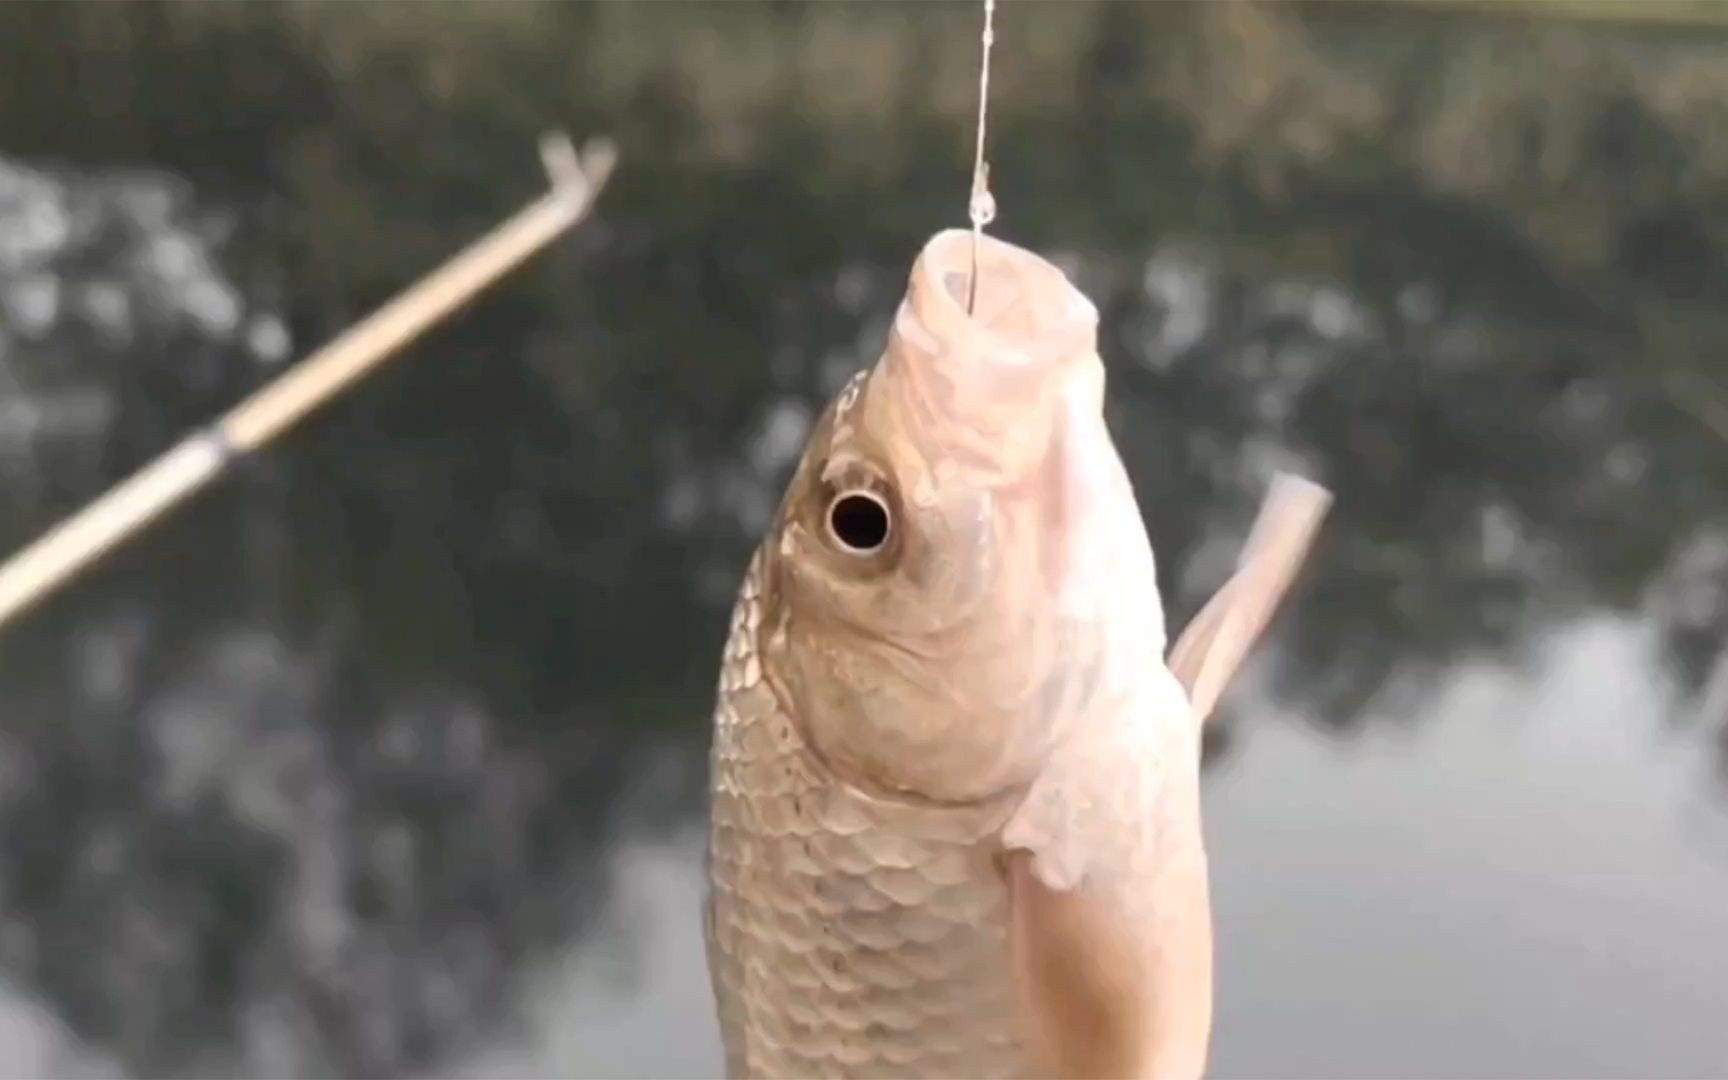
704,229,1329,1080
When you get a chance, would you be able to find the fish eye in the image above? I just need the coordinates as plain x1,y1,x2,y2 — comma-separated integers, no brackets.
826,490,891,554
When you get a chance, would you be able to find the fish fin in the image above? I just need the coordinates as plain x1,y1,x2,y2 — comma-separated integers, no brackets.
1167,472,1331,725
1004,671,1213,1080
1001,473,1323,1077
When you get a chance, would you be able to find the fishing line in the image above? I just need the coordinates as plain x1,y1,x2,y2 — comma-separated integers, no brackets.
966,0,998,315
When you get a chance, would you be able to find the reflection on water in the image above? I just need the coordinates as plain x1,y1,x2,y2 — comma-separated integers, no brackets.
0,1,1725,1077
1208,618,1728,1079
446,830,721,1080
462,618,1728,1080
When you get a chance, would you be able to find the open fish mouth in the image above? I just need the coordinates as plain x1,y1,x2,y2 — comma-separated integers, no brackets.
876,229,1101,485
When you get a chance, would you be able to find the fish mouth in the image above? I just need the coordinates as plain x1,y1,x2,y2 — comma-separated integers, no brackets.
911,229,1097,360
878,229,1100,481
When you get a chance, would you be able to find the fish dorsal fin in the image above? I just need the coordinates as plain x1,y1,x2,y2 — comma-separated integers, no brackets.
1166,473,1332,725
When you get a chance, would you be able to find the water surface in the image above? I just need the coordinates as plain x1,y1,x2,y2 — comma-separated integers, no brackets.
0,3,1725,1077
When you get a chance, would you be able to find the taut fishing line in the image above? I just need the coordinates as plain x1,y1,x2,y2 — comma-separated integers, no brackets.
966,0,998,315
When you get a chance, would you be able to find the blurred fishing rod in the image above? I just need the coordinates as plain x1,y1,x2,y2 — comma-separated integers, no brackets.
0,132,618,634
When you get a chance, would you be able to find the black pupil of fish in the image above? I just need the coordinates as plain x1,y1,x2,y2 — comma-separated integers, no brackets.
828,492,890,553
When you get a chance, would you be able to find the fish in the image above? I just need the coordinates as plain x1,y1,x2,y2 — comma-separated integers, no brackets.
704,228,1330,1080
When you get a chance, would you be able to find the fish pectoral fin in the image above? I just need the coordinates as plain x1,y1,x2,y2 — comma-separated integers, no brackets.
1165,575,1245,724
1005,829,1213,1080
1167,472,1331,725
997,480,1321,1080
1001,662,1190,892
1007,850,1158,1080
1002,669,1213,1080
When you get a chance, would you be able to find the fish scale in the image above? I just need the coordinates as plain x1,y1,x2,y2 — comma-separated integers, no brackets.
706,549,1028,1079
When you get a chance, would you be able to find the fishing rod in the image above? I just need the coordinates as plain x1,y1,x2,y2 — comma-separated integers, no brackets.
0,132,618,634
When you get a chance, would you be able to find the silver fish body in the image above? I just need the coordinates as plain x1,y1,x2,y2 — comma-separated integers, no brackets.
702,230,1310,1080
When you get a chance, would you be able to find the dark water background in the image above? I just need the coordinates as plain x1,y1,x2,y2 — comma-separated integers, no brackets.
1,2,1728,1077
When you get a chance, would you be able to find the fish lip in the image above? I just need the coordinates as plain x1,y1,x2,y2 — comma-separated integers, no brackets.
905,228,1098,371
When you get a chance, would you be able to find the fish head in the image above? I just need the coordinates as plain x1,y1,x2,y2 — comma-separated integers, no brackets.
759,229,1154,806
